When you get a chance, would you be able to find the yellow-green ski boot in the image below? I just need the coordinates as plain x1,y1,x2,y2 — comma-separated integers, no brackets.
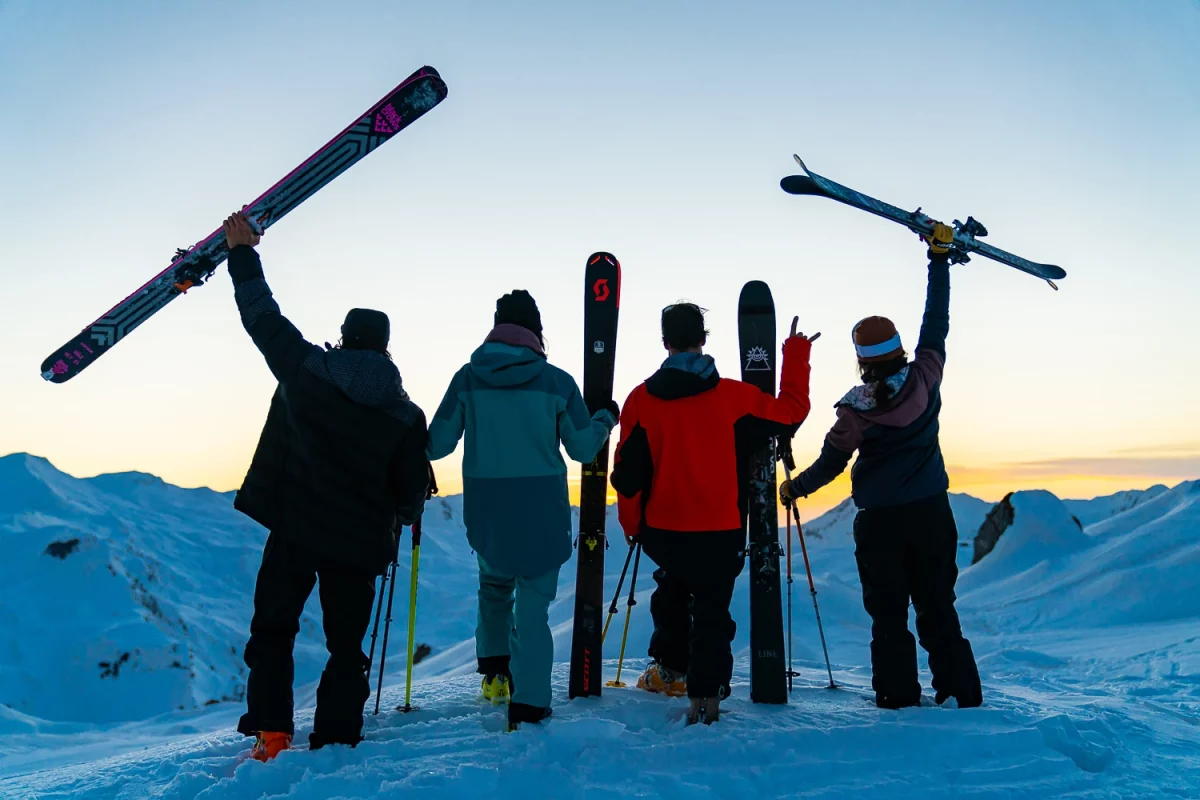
481,673,512,706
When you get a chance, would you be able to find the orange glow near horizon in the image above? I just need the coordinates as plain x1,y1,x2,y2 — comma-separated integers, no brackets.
27,447,1194,529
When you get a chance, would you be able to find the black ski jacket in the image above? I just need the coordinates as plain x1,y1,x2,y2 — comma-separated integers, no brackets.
229,245,430,575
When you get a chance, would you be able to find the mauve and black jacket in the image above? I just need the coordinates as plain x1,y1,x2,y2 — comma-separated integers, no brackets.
228,245,431,575
793,252,952,509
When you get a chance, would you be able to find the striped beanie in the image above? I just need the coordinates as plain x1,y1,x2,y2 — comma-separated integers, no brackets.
852,316,904,362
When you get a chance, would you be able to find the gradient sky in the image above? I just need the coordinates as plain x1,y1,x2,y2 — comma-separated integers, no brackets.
2,0,1197,520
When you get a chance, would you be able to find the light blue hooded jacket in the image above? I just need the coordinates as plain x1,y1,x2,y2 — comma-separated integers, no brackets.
427,324,616,577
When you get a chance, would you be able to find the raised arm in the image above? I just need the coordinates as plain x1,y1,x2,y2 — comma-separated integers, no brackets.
915,223,953,361
736,334,813,430
224,214,316,385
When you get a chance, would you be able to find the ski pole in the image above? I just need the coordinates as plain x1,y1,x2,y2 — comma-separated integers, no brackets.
786,502,796,692
606,542,642,688
401,516,423,713
374,557,399,715
366,562,390,679
784,464,836,690
602,543,637,643
778,437,799,692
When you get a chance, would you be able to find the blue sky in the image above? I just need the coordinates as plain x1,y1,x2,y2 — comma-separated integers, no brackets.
1,0,1197,515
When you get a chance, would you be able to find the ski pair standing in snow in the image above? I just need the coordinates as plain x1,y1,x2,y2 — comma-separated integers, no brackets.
781,222,984,710
610,303,813,723
221,213,434,761
426,291,618,728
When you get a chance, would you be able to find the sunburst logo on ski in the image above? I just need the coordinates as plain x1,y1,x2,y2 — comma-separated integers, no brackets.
744,346,770,371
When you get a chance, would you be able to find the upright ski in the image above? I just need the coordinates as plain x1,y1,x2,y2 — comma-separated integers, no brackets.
781,155,1066,288
738,280,788,705
40,66,449,383
569,252,621,699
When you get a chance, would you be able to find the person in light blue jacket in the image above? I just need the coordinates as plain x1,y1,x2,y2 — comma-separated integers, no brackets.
427,290,617,727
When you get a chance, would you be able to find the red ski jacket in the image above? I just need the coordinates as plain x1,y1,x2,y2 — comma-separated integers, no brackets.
611,337,811,537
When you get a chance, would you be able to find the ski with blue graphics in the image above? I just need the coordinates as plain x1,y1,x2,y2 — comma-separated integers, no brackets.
39,66,448,384
739,280,788,705
781,155,1066,289
569,252,621,700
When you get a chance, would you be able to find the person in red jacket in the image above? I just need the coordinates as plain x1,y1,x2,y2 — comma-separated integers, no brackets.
610,302,812,723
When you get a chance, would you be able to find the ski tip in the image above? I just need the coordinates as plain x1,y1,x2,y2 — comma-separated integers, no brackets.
586,251,620,268
39,357,71,384
792,154,811,174
738,279,774,307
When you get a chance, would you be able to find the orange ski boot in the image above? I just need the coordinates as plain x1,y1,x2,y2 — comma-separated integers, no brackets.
250,731,292,762
636,662,687,697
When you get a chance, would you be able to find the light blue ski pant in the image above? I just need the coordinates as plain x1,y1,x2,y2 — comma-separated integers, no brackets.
475,557,560,709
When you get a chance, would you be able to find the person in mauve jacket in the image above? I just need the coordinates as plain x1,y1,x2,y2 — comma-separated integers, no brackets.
781,221,983,710
426,290,617,729
222,212,433,761
610,302,812,724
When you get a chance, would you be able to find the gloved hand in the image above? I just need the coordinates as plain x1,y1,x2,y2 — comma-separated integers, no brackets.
779,477,803,507
781,317,821,356
604,399,621,419
922,221,954,255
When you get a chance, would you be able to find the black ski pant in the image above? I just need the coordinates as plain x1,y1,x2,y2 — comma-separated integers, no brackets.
640,528,744,699
853,492,983,710
237,531,377,747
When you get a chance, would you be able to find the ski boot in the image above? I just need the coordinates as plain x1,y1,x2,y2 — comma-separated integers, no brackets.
506,702,552,732
685,697,721,726
481,673,513,706
249,731,292,762
636,662,687,697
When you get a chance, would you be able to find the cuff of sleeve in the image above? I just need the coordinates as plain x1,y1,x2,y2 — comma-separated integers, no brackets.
783,334,812,360
228,246,264,285
594,409,618,430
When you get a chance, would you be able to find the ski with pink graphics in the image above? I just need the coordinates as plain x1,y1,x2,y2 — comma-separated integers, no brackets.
40,66,448,384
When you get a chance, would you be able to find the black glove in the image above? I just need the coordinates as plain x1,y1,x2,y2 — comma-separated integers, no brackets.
604,399,621,419
779,477,804,507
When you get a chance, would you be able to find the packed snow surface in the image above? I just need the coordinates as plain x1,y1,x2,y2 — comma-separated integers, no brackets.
1,453,1199,798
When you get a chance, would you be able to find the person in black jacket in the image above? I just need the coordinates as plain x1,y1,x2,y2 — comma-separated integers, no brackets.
781,221,982,711
222,212,432,761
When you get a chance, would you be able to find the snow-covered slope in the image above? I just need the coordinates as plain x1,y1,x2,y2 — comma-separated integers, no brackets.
961,483,1200,629
0,454,275,724
2,455,1199,797
0,454,624,724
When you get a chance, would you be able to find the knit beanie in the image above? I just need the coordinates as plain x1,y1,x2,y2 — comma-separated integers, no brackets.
494,290,543,337
341,308,390,353
852,316,904,362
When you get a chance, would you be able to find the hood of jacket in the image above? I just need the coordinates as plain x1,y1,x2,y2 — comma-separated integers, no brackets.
645,352,721,400
835,363,934,429
468,326,549,387
313,347,409,409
